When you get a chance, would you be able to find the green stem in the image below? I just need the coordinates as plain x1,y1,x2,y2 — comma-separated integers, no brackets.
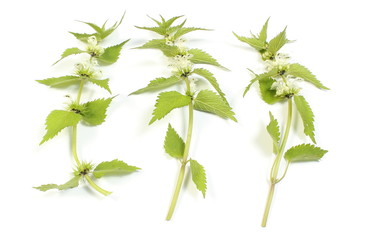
166,77,194,220
84,175,112,196
262,98,293,227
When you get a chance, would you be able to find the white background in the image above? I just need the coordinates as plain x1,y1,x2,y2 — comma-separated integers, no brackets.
1,0,364,239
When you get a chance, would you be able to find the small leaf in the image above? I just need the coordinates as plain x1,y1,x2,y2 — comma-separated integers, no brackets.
149,91,191,124
36,75,80,88
284,144,328,162
130,76,181,95
287,63,329,90
135,26,166,36
174,27,208,39
189,159,207,197
188,49,227,69
259,18,270,42
194,90,237,121
99,14,125,40
266,112,280,154
192,68,228,103
69,32,95,42
294,95,316,143
81,98,113,126
34,176,81,192
88,78,111,94
136,39,180,57
97,40,129,65
233,32,266,51
93,160,140,178
40,110,82,144
161,15,184,30
78,20,103,33
268,27,289,54
259,77,283,104
243,68,278,97
164,124,185,159
54,47,84,65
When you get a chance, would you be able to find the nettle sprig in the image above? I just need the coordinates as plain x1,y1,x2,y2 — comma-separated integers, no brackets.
131,15,236,220
35,15,139,196
234,19,329,227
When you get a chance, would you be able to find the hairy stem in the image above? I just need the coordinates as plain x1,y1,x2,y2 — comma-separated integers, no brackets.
262,98,293,227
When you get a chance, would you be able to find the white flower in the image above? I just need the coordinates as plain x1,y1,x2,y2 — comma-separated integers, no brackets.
175,38,187,52
265,53,290,71
85,36,104,57
271,78,301,97
189,78,198,93
74,60,102,79
169,54,193,76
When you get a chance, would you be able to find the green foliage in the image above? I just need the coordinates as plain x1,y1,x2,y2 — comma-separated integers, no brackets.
81,98,113,126
164,124,185,159
284,144,328,162
266,112,280,154
88,78,112,93
93,160,140,178
54,47,84,65
294,95,316,143
259,18,270,42
40,110,82,144
36,76,80,88
189,159,207,197
135,39,180,57
194,90,237,121
287,63,329,90
130,76,181,95
267,27,289,55
233,32,266,51
174,27,208,39
69,32,95,42
34,176,81,192
98,40,129,65
243,69,278,97
259,77,283,104
149,91,192,124
188,49,227,69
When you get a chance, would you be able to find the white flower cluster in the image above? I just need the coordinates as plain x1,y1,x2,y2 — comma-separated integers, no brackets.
74,58,102,79
169,54,193,75
85,36,104,57
265,53,290,72
270,78,301,97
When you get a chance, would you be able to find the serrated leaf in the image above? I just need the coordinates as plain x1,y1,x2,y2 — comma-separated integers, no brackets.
136,39,180,57
81,98,113,126
188,49,227,69
243,68,278,97
99,14,124,40
135,26,166,35
130,76,181,95
93,160,140,178
40,110,82,144
233,32,266,51
268,27,289,54
69,32,95,42
54,47,84,65
149,91,191,124
161,15,184,30
174,27,208,39
34,176,81,192
194,90,237,121
97,40,129,65
78,20,103,33
267,112,280,154
189,159,207,197
259,77,283,104
192,68,228,104
164,124,185,159
88,78,111,94
259,18,270,42
36,75,80,88
294,95,316,143
284,144,327,162
287,63,329,90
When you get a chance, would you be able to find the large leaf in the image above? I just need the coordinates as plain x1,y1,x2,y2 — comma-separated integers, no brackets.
294,95,316,143
40,110,82,144
81,98,113,126
36,76,80,88
88,78,111,93
189,159,207,197
149,91,191,124
287,63,329,90
259,77,283,104
266,112,280,154
136,39,180,57
34,176,81,192
130,76,181,95
54,47,84,65
193,90,237,121
164,124,185,159
233,33,266,51
267,27,289,54
93,160,140,178
284,144,328,162
97,40,129,65
188,49,227,69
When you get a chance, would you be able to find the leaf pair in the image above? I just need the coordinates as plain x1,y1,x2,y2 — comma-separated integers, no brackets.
40,98,113,144
164,124,207,197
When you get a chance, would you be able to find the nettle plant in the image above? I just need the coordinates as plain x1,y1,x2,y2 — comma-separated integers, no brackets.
234,19,329,227
35,16,139,196
131,16,236,220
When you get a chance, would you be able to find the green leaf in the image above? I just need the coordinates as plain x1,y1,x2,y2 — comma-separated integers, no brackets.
99,15,125,40
136,39,180,57
78,20,103,33
81,98,113,126
164,124,185,159
266,112,280,154
161,15,184,30
36,75,80,88
97,40,129,65
233,32,266,51
259,18,270,42
93,159,140,178
294,95,316,143
284,144,328,163
174,27,208,39
129,76,181,95
135,26,166,35
192,68,228,104
194,90,237,121
149,91,191,124
268,27,289,54
287,63,329,90
34,176,81,192
243,68,278,97
188,49,227,69
69,32,95,42
54,47,84,65
88,78,111,94
259,77,283,104
189,159,207,197
40,110,82,144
